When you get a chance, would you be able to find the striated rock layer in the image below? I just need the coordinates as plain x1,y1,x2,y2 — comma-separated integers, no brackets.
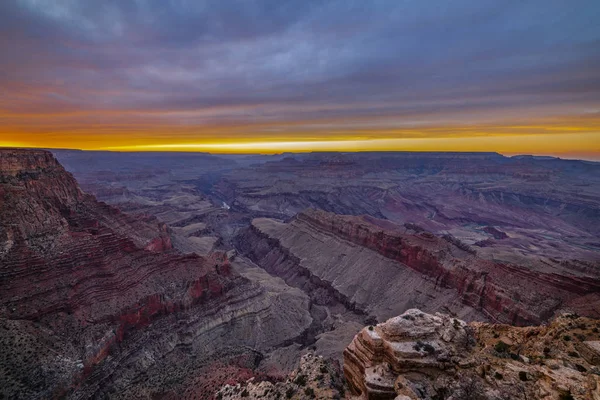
344,309,600,400
236,213,487,324
0,149,312,399
239,209,600,326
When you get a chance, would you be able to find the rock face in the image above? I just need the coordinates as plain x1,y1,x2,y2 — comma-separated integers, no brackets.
237,212,487,323
344,309,600,400
0,149,312,399
239,209,600,326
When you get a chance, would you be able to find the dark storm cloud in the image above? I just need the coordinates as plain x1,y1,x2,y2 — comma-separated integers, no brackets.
1,0,599,127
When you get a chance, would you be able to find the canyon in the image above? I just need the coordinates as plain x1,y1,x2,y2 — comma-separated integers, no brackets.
1,148,599,399
0,149,311,399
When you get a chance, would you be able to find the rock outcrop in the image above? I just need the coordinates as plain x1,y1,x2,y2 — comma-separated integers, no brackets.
0,149,312,399
217,352,345,400
344,309,600,400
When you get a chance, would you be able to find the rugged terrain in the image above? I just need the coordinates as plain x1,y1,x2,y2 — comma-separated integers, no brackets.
344,308,600,400
216,308,600,400
1,148,599,398
0,149,312,399
54,150,600,272
240,209,600,325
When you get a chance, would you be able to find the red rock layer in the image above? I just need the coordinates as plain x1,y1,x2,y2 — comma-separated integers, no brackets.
0,149,236,398
296,209,600,325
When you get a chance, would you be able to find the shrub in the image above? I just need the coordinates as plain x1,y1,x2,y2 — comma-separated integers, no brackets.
285,388,295,398
494,372,503,380
494,341,510,353
563,335,571,341
575,364,587,373
241,389,249,397
454,376,486,400
559,390,575,400
304,387,315,398
423,343,436,354
294,374,307,386
518,371,528,381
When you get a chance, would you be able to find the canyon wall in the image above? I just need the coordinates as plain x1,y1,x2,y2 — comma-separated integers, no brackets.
0,149,312,399
238,209,600,327
236,212,488,324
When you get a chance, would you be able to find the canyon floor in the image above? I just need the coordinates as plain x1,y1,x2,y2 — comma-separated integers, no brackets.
1,149,599,399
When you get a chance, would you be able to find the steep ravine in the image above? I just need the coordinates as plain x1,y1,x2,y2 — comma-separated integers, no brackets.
233,215,488,332
234,223,370,348
235,210,600,330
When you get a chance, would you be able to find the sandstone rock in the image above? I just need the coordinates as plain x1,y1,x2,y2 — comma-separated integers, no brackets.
577,341,600,366
344,309,600,400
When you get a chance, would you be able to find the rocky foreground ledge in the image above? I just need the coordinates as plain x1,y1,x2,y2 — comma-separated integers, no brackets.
344,309,600,400
214,309,600,399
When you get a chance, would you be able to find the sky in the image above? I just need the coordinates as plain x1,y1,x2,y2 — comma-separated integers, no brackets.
0,0,599,158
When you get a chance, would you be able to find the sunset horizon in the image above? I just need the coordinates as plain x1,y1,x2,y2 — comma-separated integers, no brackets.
1,0,599,158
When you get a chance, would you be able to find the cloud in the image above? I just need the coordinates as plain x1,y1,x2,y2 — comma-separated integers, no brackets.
0,0,599,145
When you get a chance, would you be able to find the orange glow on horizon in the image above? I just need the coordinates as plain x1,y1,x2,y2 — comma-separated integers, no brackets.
2,114,599,160
2,132,599,161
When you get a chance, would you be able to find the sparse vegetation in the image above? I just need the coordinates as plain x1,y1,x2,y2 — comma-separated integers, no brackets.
494,340,510,353
294,374,307,386
454,376,486,400
453,319,461,329
575,364,587,373
559,390,575,400
518,371,528,381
